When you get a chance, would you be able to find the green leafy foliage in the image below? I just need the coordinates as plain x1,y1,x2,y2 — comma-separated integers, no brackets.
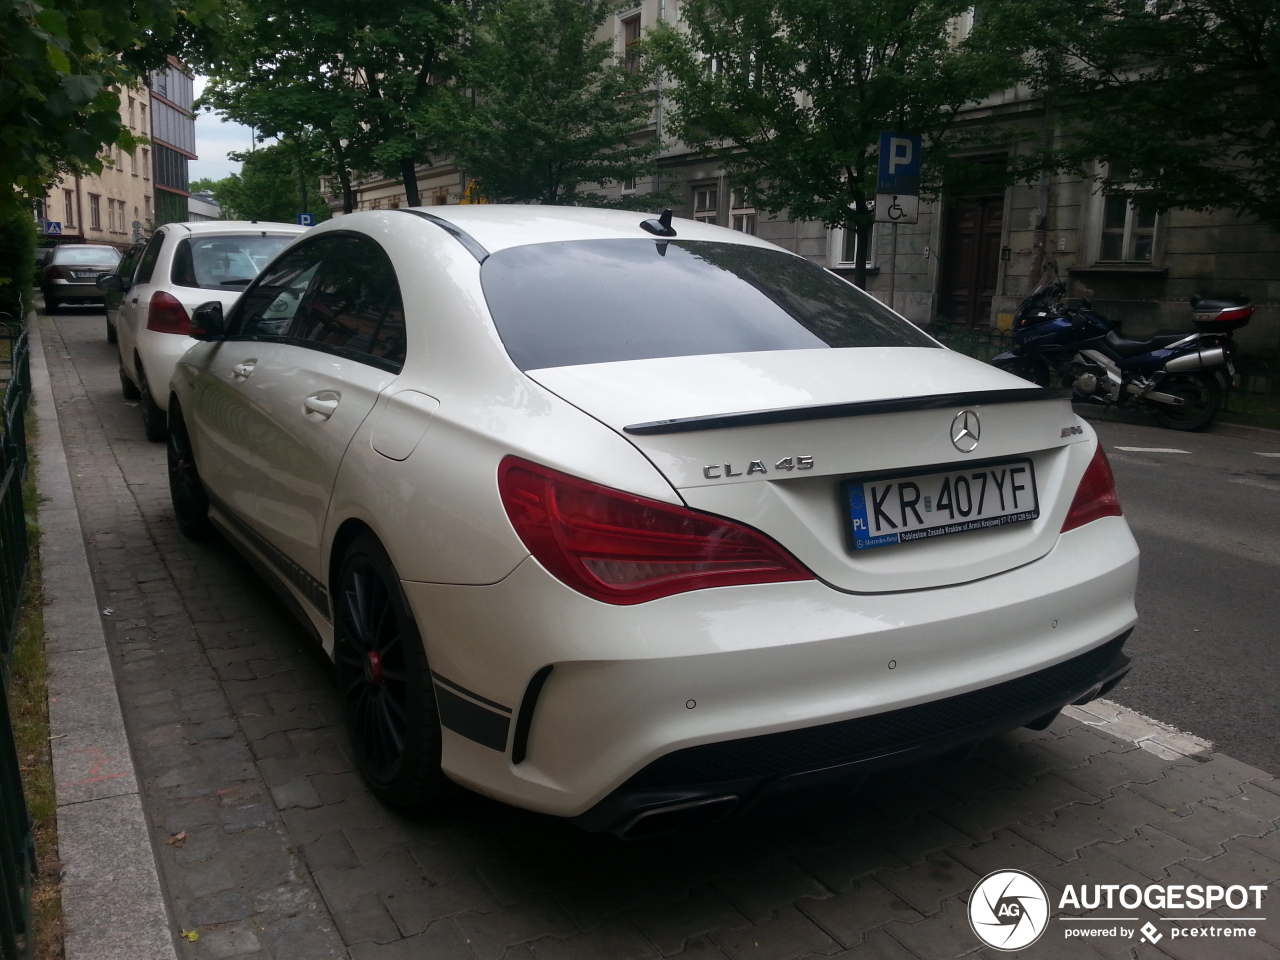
198,0,471,210
191,140,332,223
441,0,664,206
0,211,38,319
1024,0,1280,226
647,0,1031,284
1,0,221,217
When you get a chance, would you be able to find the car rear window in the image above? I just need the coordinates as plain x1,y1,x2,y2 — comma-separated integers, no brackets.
171,235,297,290
480,239,935,371
52,246,120,265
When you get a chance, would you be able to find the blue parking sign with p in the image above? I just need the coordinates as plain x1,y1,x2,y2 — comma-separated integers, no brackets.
878,132,921,195
297,213,315,227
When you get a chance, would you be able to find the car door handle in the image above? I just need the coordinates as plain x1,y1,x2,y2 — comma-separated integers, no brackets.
303,392,340,419
232,361,256,380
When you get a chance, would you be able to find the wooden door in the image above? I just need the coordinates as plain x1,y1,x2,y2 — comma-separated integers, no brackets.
939,195,1004,329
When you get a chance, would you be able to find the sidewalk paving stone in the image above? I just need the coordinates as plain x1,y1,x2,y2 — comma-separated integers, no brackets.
39,311,1280,960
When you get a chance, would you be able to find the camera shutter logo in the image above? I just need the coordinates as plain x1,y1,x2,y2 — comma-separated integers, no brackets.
968,869,1050,951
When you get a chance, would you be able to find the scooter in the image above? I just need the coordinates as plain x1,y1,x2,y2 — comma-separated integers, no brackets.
991,280,1252,431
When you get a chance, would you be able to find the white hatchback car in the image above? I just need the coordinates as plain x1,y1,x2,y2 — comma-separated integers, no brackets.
101,220,308,440
168,206,1139,837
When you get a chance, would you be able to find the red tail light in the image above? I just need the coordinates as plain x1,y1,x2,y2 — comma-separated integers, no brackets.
146,291,192,335
1061,444,1122,532
498,457,812,604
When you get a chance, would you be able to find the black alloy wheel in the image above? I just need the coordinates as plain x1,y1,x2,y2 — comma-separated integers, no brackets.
166,406,212,539
334,534,450,809
1150,371,1223,431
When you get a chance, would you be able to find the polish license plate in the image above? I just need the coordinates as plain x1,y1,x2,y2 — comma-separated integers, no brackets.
72,271,101,279
845,459,1038,550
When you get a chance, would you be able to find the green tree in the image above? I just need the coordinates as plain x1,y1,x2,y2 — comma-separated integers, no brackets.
1025,0,1280,226
198,0,470,212
1,0,220,217
441,0,663,206
648,0,1031,286
191,140,332,223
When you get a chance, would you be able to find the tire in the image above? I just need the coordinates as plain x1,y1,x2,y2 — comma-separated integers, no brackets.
993,355,1050,387
1150,372,1223,431
136,360,167,442
334,533,452,810
42,293,59,313
106,318,117,344
167,406,213,539
119,361,141,400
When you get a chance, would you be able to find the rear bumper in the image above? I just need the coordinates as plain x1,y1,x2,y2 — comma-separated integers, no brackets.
44,279,104,301
400,515,1139,821
573,630,1131,836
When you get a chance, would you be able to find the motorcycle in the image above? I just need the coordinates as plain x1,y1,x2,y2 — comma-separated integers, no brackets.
991,279,1253,431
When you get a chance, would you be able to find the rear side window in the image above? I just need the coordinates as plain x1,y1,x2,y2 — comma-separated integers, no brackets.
171,234,298,290
134,232,165,283
287,235,406,370
480,239,935,371
229,233,406,372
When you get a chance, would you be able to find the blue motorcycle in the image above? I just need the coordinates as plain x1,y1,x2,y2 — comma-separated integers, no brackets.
991,280,1253,431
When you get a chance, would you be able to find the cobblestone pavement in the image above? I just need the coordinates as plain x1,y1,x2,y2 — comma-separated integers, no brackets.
42,312,1280,960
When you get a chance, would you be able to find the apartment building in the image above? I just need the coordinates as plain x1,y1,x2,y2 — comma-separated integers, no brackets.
335,1,1278,353
149,58,198,227
37,85,155,251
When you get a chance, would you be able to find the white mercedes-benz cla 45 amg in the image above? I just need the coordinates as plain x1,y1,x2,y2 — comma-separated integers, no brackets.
168,206,1138,837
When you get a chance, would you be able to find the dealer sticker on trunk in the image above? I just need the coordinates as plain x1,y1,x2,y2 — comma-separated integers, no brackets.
846,459,1039,550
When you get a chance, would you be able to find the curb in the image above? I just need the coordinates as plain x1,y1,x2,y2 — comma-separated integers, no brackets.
29,315,179,960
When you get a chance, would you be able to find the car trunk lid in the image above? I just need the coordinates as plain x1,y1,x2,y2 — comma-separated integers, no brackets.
527,347,1090,592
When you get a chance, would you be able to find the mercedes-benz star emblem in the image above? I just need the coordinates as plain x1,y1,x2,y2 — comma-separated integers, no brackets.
951,409,981,453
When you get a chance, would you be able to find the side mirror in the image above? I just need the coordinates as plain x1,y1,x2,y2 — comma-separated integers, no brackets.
190,301,225,341
96,274,124,293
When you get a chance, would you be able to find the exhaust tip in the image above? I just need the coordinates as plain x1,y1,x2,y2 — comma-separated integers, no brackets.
615,795,739,840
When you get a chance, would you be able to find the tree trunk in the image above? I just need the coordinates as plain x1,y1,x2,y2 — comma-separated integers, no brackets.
401,158,421,207
338,166,354,215
850,194,874,289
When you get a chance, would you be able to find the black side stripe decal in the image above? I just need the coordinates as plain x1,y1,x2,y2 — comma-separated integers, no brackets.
429,671,512,714
434,684,510,752
208,491,331,621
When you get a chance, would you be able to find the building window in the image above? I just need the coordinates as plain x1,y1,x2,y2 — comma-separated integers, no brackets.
142,147,150,179
621,14,641,73
693,185,718,224
140,103,147,129
1098,195,1156,262
831,215,878,269
730,188,756,234
89,194,101,230
144,196,152,222
63,189,75,227
128,96,136,129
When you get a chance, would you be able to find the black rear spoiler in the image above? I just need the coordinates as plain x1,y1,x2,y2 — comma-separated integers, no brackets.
623,387,1073,436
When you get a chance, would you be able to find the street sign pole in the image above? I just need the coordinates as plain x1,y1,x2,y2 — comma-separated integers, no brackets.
888,223,898,314
876,132,922,313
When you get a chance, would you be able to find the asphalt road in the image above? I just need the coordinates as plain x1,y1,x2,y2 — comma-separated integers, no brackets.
51,303,1280,776
1087,416,1280,775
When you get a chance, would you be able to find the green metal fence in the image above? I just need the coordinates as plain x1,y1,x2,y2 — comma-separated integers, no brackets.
0,314,34,960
